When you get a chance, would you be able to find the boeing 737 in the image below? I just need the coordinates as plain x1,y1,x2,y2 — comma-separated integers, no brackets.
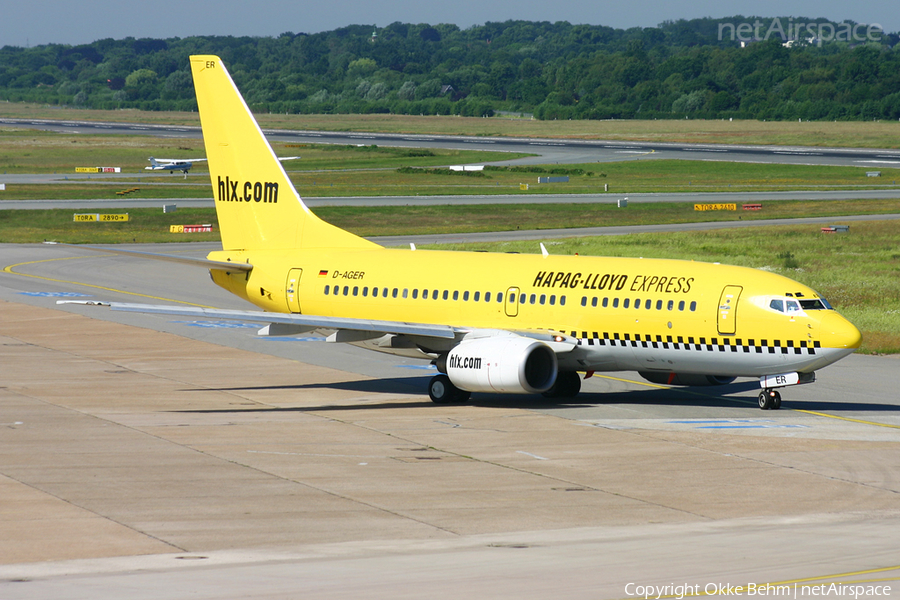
62,55,862,409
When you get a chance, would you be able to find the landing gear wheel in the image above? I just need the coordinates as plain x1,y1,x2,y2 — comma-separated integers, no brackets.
428,374,469,404
758,390,775,410
772,391,782,410
542,371,582,398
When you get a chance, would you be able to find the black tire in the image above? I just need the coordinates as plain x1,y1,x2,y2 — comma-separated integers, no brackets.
758,390,774,410
772,391,782,410
428,374,468,404
543,371,581,398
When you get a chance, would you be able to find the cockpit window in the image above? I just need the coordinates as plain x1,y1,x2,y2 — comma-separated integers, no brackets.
769,299,784,313
799,298,831,310
785,300,801,312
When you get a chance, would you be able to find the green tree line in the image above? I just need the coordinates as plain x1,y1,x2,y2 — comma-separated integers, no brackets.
2,17,899,120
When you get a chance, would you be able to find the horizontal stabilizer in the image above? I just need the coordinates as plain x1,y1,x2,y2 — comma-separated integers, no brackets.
44,242,253,272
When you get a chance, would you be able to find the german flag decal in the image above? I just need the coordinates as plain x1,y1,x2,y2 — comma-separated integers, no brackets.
318,270,328,277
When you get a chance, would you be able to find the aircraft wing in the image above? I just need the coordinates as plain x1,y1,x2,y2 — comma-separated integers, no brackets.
55,301,580,355
152,158,208,165
148,157,296,167
57,301,457,340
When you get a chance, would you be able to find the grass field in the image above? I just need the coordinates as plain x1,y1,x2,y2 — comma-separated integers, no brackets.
3,199,899,242
2,102,899,148
0,128,524,175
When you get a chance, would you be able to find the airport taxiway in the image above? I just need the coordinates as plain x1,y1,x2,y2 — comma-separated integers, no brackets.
1,242,899,598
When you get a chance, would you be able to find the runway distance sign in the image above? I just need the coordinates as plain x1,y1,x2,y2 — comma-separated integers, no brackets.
73,213,129,222
694,203,737,211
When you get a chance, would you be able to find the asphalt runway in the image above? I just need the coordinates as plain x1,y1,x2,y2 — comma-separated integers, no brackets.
5,116,900,168
2,242,900,599
4,189,900,212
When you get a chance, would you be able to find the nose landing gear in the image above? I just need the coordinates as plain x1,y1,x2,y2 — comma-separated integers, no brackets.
758,389,782,410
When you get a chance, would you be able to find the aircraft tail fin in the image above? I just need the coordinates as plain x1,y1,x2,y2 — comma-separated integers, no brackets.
189,55,377,252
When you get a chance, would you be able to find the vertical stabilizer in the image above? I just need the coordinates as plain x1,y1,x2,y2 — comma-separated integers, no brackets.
189,55,377,251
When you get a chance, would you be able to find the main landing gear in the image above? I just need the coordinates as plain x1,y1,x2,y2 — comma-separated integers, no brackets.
428,374,471,404
758,389,782,410
542,371,581,398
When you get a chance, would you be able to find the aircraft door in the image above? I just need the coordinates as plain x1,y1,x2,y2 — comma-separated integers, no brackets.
717,285,742,335
504,287,520,317
286,269,303,313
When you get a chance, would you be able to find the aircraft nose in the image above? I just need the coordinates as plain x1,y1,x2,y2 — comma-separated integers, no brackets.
820,312,862,349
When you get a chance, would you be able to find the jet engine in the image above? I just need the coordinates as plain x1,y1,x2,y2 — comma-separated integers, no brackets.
441,336,558,394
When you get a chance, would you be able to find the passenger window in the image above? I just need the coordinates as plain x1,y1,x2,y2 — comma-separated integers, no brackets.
560,296,566,306
549,295,555,306
540,294,546,305
613,298,619,308
678,300,685,311
519,293,526,304
372,287,378,298
392,288,398,298
443,290,449,300
591,297,597,307
353,287,359,296
363,287,368,297
769,299,784,313
667,300,674,310
602,298,609,308
474,291,480,302
656,300,663,310
343,286,349,296
402,289,408,298
382,288,388,297
690,301,697,311
645,299,652,309
452,291,458,301
324,285,330,294
484,292,490,302
422,289,429,299
498,292,504,303
623,299,629,309
463,291,469,301
412,289,418,299
529,294,536,304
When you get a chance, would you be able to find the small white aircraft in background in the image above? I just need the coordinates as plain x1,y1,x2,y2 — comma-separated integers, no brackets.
147,155,301,177
145,156,206,176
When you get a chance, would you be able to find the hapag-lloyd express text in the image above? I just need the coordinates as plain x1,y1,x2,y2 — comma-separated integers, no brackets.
533,271,694,294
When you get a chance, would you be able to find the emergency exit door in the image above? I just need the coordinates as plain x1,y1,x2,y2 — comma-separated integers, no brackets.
504,287,520,317
717,285,742,335
286,269,303,313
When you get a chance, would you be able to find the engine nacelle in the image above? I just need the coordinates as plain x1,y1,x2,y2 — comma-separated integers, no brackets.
639,372,737,387
443,336,558,394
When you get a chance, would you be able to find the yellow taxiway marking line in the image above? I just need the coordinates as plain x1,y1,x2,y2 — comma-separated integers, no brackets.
3,256,216,308
593,374,900,430
793,408,900,430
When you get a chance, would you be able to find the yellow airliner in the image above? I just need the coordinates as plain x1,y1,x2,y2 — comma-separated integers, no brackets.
62,55,862,409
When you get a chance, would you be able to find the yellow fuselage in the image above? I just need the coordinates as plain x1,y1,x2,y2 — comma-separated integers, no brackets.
208,246,861,378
